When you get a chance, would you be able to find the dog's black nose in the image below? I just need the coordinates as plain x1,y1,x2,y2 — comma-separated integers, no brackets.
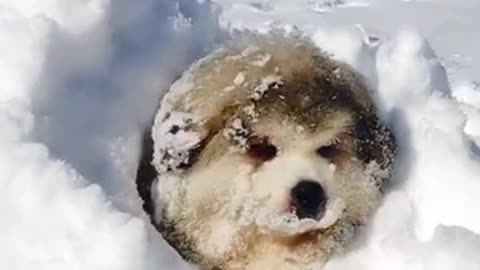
290,180,327,220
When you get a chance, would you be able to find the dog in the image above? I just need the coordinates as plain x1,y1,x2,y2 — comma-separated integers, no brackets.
135,31,396,270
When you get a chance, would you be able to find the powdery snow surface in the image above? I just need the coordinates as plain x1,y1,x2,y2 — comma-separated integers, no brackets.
1,0,480,270
0,0,220,269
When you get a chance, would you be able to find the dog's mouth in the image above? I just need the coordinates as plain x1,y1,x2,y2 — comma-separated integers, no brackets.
227,193,346,237
255,197,345,236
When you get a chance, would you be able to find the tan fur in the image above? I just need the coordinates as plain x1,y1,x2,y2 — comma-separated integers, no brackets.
142,32,396,270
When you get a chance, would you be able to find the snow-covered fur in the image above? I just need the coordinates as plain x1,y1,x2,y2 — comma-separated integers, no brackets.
135,32,396,270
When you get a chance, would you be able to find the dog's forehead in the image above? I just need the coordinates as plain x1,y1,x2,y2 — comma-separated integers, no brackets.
251,107,353,140
251,109,352,147
248,72,358,129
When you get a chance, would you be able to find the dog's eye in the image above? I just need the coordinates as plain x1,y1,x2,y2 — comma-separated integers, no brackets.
246,136,277,162
316,143,340,162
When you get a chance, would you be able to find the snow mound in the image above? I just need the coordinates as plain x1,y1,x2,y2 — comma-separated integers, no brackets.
0,0,220,269
1,0,480,270
314,27,480,270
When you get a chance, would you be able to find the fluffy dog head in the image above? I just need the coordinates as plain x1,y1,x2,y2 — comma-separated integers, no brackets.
136,32,396,270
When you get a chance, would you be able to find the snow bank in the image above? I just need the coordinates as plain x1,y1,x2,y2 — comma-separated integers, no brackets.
0,0,220,269
2,0,480,270
314,26,480,270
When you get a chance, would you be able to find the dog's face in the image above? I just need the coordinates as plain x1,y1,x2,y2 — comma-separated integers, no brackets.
146,35,396,270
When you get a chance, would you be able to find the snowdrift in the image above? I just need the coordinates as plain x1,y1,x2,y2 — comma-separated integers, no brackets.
1,0,480,270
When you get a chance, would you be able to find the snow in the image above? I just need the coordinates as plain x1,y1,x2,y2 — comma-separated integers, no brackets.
254,196,347,236
0,0,219,269
152,111,202,174
1,0,480,270
251,74,283,100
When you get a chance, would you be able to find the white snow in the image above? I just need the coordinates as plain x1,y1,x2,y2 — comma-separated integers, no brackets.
233,72,246,85
1,0,480,270
250,74,283,100
0,0,219,269
152,111,202,173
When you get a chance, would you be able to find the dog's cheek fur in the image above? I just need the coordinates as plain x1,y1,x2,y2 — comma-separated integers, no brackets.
354,114,397,183
154,215,204,264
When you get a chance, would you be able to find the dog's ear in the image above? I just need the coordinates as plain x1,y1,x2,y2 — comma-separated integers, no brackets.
135,110,207,265
354,113,397,184
141,105,227,267
151,106,225,175
135,125,157,216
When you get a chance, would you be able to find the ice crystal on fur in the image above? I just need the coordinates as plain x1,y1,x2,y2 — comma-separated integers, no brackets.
241,46,260,57
223,118,251,149
251,75,283,100
254,197,347,236
234,72,246,85
242,104,259,122
251,53,272,67
153,111,202,173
